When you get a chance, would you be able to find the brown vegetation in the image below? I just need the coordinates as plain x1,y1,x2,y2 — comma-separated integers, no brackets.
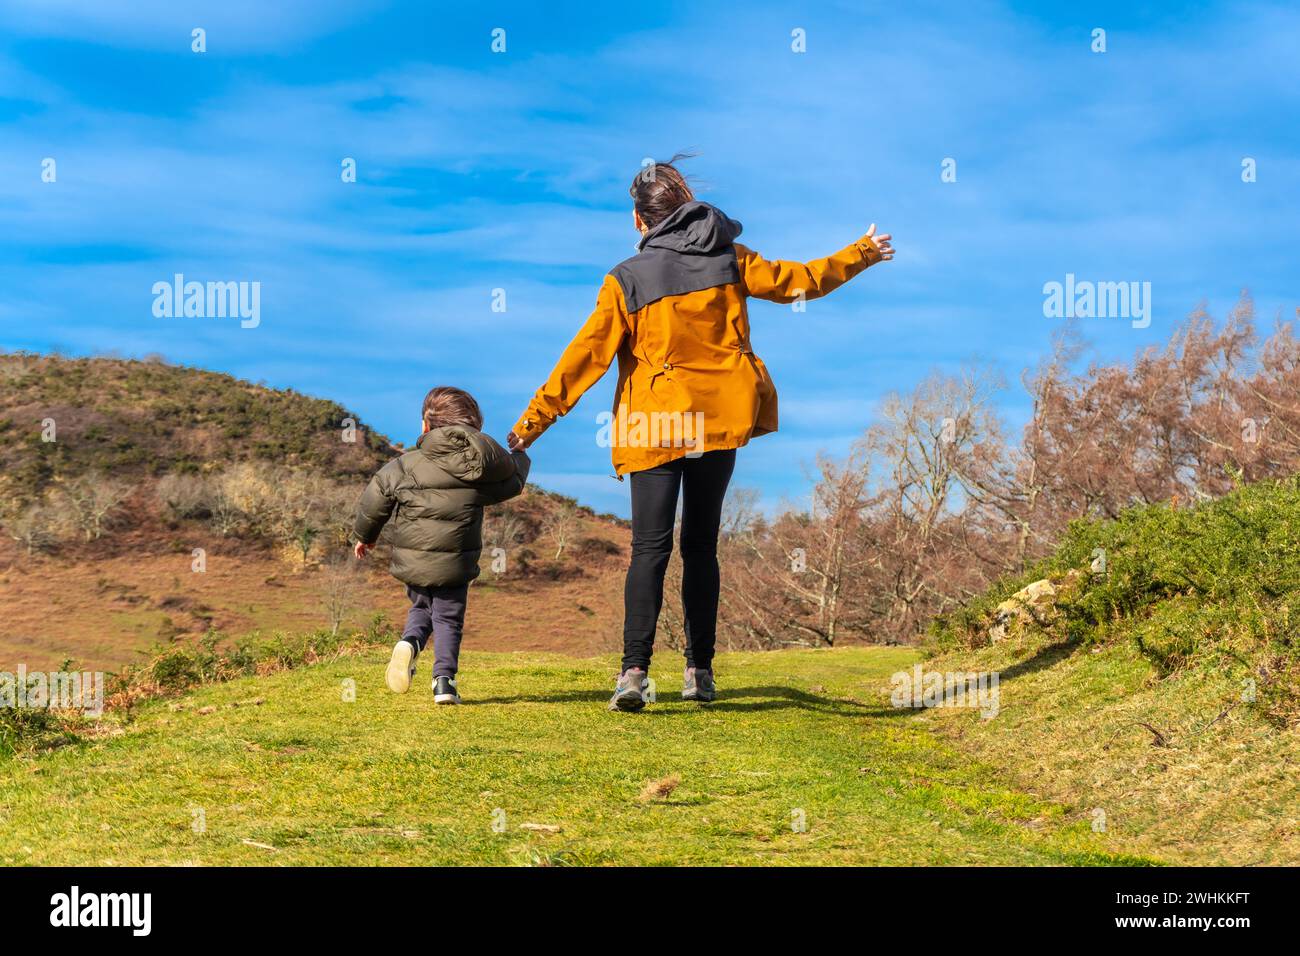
0,352,630,670
660,297,1300,649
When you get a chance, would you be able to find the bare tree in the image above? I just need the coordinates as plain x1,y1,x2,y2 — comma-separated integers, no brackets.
779,454,873,646
956,327,1084,571
715,458,879,649
52,473,132,541
484,503,529,550
155,473,210,520
319,559,362,637
860,369,1008,637
542,499,581,560
2,502,63,555
272,470,328,567
207,480,245,536
319,483,360,553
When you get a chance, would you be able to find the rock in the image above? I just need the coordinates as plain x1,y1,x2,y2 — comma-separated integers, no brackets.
988,571,1084,643
519,822,562,833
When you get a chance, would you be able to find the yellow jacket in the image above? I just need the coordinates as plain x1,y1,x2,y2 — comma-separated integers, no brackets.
512,204,885,475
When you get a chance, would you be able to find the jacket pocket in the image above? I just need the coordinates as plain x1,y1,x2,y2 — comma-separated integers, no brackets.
646,365,690,410
743,351,776,402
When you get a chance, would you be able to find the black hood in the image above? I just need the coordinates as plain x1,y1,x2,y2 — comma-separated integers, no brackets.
637,201,743,255
611,201,744,312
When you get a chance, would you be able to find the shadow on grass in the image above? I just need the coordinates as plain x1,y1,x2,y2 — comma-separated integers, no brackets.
997,639,1080,682
465,690,609,706
466,685,907,717
666,686,905,717
465,640,1082,708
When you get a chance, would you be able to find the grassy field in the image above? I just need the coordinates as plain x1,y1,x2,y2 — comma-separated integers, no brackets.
0,647,1154,866
920,634,1299,866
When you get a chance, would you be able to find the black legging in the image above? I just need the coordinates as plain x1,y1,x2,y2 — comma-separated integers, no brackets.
622,448,736,673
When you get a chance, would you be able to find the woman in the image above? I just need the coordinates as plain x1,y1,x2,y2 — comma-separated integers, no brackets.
508,157,893,712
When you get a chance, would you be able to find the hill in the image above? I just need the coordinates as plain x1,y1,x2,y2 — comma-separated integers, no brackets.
917,477,1300,864
0,352,631,671
0,351,397,501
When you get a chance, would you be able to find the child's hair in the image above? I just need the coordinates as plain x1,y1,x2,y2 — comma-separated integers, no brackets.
630,151,697,229
422,386,483,431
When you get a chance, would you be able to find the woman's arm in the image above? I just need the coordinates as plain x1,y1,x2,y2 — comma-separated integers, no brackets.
509,274,629,449
736,225,893,304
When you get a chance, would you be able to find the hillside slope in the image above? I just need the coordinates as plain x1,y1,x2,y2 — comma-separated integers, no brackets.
0,647,1151,866
0,352,397,501
917,478,1300,865
0,352,632,671
0,545,630,671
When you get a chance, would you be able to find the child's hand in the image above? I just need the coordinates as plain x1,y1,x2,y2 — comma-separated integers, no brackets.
353,541,373,560
865,223,894,261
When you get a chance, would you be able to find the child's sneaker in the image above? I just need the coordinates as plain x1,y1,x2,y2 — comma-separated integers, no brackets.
433,676,461,705
385,640,419,694
608,668,648,712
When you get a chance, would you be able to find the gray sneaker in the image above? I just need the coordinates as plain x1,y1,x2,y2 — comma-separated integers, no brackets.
608,668,648,712
682,667,716,703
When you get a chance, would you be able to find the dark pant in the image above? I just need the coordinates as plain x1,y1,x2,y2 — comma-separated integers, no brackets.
622,448,736,674
401,583,469,679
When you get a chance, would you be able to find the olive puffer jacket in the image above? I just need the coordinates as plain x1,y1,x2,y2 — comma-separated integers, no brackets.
511,201,885,474
353,425,530,588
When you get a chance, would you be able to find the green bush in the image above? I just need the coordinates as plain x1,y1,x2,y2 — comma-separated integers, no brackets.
928,478,1300,722
0,706,80,758
109,623,389,705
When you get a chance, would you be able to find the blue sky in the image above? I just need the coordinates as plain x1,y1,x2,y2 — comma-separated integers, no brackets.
1,0,1296,517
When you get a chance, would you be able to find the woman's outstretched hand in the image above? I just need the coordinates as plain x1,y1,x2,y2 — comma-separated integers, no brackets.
866,223,894,261
506,430,523,452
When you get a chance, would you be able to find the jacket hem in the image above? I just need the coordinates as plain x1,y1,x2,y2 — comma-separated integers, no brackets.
612,431,770,475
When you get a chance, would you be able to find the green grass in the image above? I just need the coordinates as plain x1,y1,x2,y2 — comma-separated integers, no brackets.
930,477,1300,725
917,633,1300,865
918,477,1300,865
0,647,1154,866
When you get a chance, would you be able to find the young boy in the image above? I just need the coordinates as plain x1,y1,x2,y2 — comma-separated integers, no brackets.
353,386,529,704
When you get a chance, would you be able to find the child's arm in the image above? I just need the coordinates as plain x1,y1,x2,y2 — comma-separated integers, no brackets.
352,461,401,556
735,225,893,304
474,449,531,506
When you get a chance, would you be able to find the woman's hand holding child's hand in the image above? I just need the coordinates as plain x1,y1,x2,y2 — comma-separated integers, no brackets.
506,431,523,452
